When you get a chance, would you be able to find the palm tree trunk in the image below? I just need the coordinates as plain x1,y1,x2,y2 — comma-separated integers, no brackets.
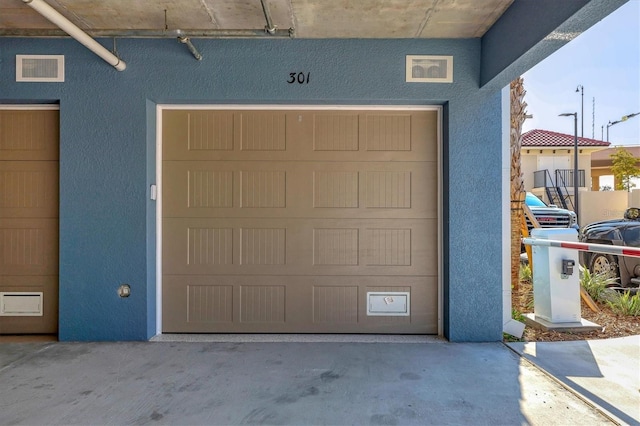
510,77,527,291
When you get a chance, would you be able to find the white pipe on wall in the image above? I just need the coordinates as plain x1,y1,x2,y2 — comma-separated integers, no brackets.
22,0,126,71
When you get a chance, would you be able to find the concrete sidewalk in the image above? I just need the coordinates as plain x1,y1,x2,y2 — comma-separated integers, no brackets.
507,335,640,426
0,336,629,425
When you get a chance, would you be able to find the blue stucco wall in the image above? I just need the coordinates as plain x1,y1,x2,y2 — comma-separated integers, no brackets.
0,37,503,341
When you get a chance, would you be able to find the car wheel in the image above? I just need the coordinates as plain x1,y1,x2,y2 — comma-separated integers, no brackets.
589,253,619,282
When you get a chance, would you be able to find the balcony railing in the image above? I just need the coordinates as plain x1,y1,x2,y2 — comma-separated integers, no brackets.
533,169,585,189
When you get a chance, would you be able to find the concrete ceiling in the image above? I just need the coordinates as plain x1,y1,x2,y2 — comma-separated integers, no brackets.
0,0,514,39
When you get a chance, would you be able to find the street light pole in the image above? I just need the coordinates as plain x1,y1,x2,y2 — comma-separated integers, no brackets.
607,112,640,142
559,112,579,225
576,85,584,137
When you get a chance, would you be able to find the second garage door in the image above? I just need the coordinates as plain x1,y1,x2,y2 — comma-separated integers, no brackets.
0,108,59,335
162,107,438,334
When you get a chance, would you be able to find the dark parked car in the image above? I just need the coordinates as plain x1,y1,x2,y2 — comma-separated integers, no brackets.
580,207,640,289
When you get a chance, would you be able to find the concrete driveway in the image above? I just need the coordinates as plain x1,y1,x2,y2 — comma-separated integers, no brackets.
0,335,635,425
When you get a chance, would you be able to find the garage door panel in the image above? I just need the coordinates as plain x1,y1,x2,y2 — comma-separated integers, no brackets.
163,275,301,333
162,160,436,219
163,218,434,276
238,111,287,151
162,110,437,163
312,110,436,161
163,111,292,161
163,110,235,158
163,218,437,276
163,275,436,333
0,110,59,161
311,112,360,152
163,276,233,331
0,161,58,218
0,218,58,276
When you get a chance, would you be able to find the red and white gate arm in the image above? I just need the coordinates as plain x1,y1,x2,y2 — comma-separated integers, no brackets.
521,238,640,258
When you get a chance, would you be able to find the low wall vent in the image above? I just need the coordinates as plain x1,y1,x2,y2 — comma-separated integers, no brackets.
16,55,64,82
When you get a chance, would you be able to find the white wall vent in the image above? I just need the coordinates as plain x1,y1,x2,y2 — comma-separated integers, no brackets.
0,292,44,316
406,55,453,83
16,55,65,82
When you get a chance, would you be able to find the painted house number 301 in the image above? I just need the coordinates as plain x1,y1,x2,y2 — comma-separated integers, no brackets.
288,72,310,84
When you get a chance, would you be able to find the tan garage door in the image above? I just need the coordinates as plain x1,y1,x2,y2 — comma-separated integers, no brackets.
162,108,438,333
0,108,59,334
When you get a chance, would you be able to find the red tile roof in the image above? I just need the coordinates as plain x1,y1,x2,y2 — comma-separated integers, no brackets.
522,129,611,147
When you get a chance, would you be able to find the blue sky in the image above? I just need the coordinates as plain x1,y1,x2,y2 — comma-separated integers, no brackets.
522,0,640,146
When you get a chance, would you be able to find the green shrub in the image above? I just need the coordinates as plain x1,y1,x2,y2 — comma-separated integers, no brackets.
519,264,532,284
580,266,618,302
515,264,534,312
607,291,640,316
512,308,525,323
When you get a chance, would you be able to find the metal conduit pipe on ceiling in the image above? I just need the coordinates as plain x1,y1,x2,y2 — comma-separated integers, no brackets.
175,0,280,60
0,28,295,38
260,0,277,34
178,36,202,61
22,0,126,71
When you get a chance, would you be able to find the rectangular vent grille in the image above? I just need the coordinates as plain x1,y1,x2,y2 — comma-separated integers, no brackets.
16,55,64,82
0,292,44,316
367,292,410,316
406,55,453,83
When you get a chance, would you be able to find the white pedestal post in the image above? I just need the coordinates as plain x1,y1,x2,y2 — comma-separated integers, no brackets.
531,228,581,323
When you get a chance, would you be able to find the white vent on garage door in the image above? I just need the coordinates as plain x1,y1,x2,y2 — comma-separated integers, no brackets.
0,292,44,316
16,55,64,82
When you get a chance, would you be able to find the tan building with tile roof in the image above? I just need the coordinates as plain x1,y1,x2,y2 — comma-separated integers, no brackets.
521,130,610,197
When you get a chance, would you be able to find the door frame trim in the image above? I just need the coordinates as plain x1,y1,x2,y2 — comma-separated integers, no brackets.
0,104,59,110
